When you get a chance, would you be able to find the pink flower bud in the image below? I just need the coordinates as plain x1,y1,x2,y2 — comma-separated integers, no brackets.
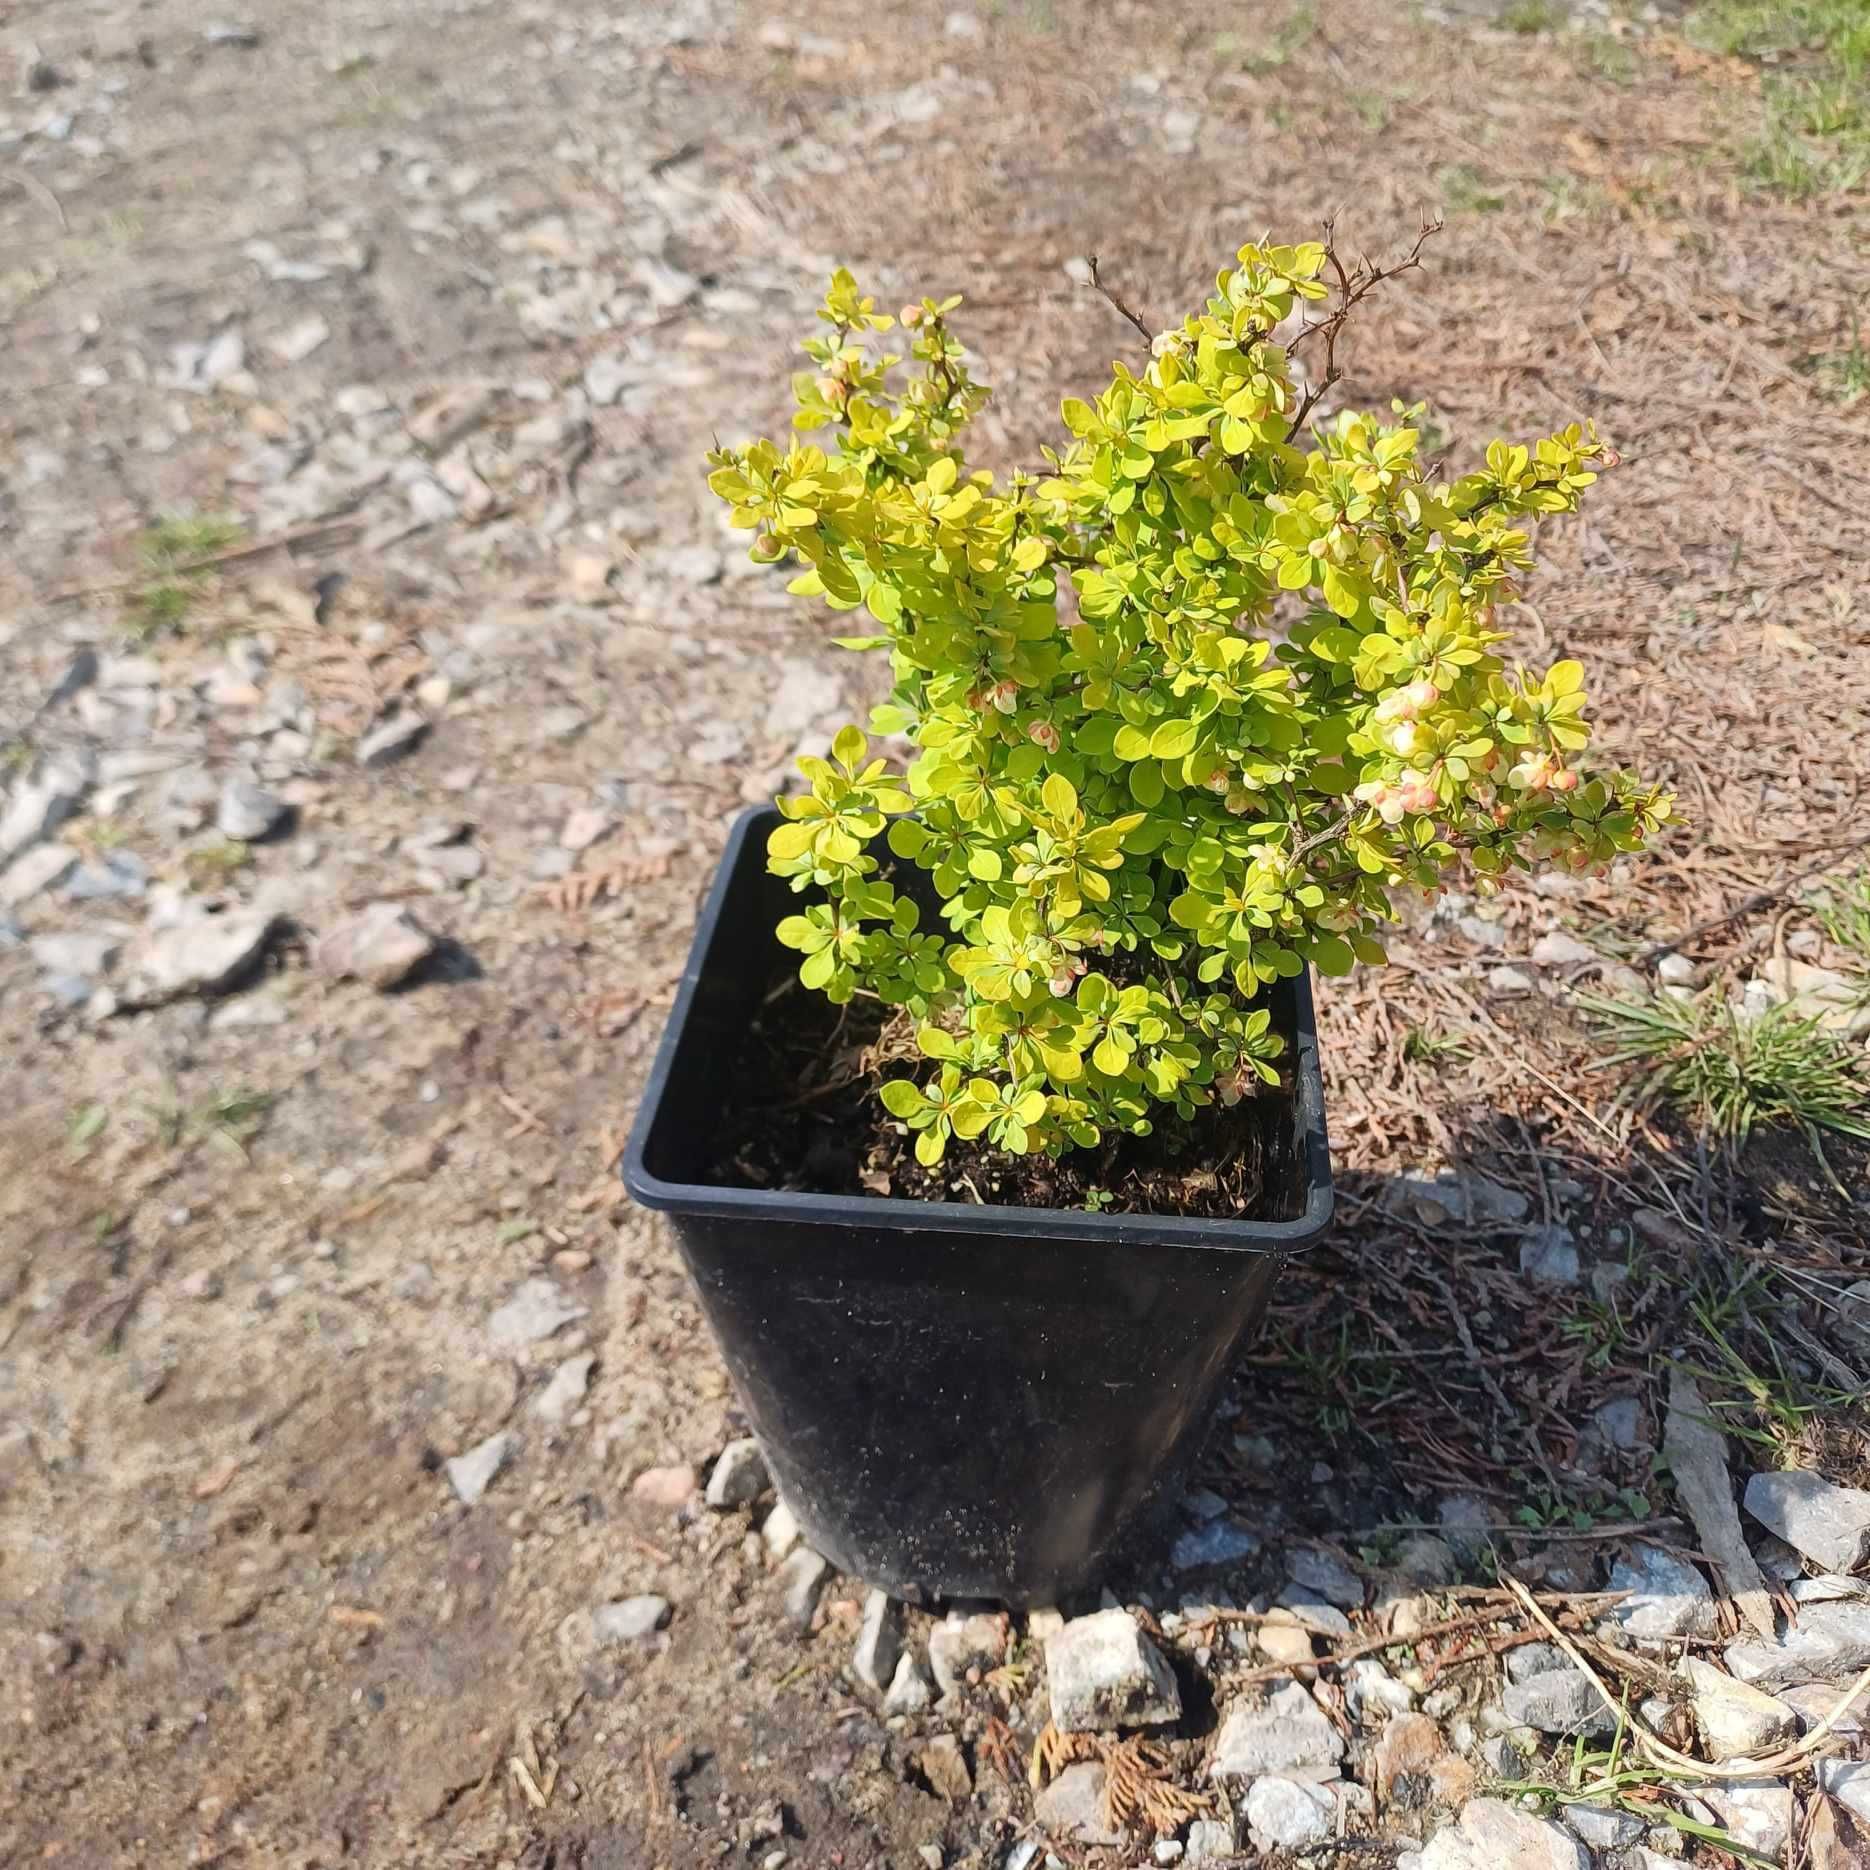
991,681,1019,714
1027,720,1060,753
1404,679,1441,712
1547,766,1579,793
900,303,924,326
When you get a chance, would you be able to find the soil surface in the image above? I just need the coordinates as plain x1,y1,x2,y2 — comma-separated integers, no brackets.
706,968,1288,1220
2,0,1867,1866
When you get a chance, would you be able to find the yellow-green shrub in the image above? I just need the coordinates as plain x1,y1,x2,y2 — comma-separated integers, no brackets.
707,243,1670,1164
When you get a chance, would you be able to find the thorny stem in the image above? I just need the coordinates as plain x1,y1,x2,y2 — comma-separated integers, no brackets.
1285,213,1444,443
1087,254,1154,344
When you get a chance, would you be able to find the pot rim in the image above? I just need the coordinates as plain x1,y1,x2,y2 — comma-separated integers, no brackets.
623,806,1334,1255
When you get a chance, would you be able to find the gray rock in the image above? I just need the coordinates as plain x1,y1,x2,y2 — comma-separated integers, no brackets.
118,907,276,1004
313,902,436,989
31,930,119,979
705,1437,769,1509
1487,965,1535,996
883,1649,933,1714
929,1611,1006,1695
356,712,429,767
216,776,289,841
592,1594,670,1644
1743,1469,1870,1576
1045,1607,1181,1732
64,851,149,902
1783,1680,1868,1739
1664,1368,1775,1642
1244,1775,1335,1852
1562,1805,1644,1850
1170,1518,1260,1570
1392,1173,1530,1227
1677,1655,1796,1758
1274,1585,1352,1636
1589,1394,1647,1455
1,842,77,905
1439,1495,1499,1560
487,1277,587,1351
1416,1799,1590,1870
778,1548,831,1629
1209,1680,1344,1778
1035,1762,1120,1846
661,544,724,586
1504,1641,1570,1684
1184,1818,1237,1864
1531,930,1598,967
1610,1544,1717,1642
531,1352,594,1423
1501,1667,1616,1738
444,1430,512,1504
1392,1532,1460,1585
854,1588,903,1691
1289,1545,1364,1609
1518,1223,1580,1286
1725,1600,1870,1689
1656,951,1695,984
1705,1779,1793,1862
765,661,843,737
1820,1758,1870,1824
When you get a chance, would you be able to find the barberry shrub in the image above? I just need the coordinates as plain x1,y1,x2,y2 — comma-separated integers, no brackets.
706,239,1671,1167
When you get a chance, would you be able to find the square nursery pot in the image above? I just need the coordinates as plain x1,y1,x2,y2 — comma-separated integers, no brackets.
624,806,1333,1606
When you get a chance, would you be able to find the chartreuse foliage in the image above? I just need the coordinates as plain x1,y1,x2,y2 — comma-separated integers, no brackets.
707,245,1671,1166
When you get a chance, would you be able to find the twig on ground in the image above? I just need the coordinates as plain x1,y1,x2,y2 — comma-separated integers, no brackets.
1505,1573,1870,1781
47,516,364,604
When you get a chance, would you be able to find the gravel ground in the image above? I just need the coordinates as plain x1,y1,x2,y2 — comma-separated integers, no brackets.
2,0,1866,1864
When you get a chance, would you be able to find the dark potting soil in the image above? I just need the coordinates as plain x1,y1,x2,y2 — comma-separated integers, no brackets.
707,964,1296,1220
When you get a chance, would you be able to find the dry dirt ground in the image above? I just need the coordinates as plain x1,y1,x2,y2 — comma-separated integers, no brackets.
2,1,1868,1866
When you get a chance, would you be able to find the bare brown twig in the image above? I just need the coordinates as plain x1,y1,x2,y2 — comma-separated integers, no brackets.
1087,255,1154,344
1285,214,1444,441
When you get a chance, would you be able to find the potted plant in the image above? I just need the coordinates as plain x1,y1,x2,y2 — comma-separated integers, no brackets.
625,231,1670,1605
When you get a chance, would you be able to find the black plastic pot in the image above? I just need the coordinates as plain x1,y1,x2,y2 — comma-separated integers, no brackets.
624,806,1333,1605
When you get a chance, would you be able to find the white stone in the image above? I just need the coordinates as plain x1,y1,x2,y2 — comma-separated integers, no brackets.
531,1352,594,1423
1243,1776,1334,1853
762,1499,801,1559
1209,1680,1343,1778
592,1594,669,1643
1415,1799,1591,1870
778,1547,830,1628
705,1437,769,1509
1531,930,1598,967
854,1589,904,1691
312,901,436,988
1677,1655,1796,1758
1706,1780,1793,1862
1,842,77,905
883,1650,933,1714
445,1430,512,1504
119,907,277,1003
1045,1607,1181,1732
1345,1658,1416,1719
